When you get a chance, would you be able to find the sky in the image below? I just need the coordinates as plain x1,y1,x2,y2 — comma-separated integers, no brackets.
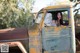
32,0,70,13
18,0,80,14
31,0,80,14
32,0,55,13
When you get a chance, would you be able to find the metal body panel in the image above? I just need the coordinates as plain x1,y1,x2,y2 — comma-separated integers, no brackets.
42,27,72,52
0,28,28,41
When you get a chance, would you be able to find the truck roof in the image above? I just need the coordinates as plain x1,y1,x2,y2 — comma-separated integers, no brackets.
40,4,73,12
45,5,72,9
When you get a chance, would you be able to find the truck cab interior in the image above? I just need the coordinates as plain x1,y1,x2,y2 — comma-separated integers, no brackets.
44,11,69,27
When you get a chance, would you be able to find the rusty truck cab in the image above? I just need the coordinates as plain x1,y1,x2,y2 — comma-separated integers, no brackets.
35,4,76,53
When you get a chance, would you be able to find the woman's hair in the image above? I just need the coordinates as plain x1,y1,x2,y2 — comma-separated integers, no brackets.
52,11,63,25
57,12,63,25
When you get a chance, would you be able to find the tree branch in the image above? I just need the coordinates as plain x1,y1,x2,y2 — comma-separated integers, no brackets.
73,1,80,7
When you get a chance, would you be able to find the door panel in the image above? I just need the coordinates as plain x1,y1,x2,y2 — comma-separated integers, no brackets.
42,27,72,52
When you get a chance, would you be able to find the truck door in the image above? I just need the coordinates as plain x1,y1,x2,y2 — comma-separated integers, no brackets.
42,10,73,53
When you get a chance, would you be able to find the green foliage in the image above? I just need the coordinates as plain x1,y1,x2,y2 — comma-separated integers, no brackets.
0,0,34,29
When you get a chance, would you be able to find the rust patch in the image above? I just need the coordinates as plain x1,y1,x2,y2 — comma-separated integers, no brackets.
30,48,37,53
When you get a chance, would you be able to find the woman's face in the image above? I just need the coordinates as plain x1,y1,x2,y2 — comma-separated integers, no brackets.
57,13,61,20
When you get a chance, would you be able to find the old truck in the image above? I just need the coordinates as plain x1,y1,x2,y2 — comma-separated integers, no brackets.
0,28,28,53
0,3,79,53
29,4,76,53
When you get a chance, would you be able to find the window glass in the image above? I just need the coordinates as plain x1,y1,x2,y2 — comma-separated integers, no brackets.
62,11,69,26
44,13,52,26
35,13,43,23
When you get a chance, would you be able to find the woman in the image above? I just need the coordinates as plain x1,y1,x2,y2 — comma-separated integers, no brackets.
51,12,63,26
57,12,63,26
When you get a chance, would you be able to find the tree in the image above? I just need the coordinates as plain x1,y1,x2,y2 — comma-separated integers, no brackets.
70,0,80,2
0,0,34,29
71,1,80,25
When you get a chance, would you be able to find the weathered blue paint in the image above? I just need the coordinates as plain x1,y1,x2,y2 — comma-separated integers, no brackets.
42,27,72,52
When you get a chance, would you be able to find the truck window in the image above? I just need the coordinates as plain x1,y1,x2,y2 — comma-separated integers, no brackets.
62,11,69,26
44,11,69,27
35,13,43,23
44,13,52,26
